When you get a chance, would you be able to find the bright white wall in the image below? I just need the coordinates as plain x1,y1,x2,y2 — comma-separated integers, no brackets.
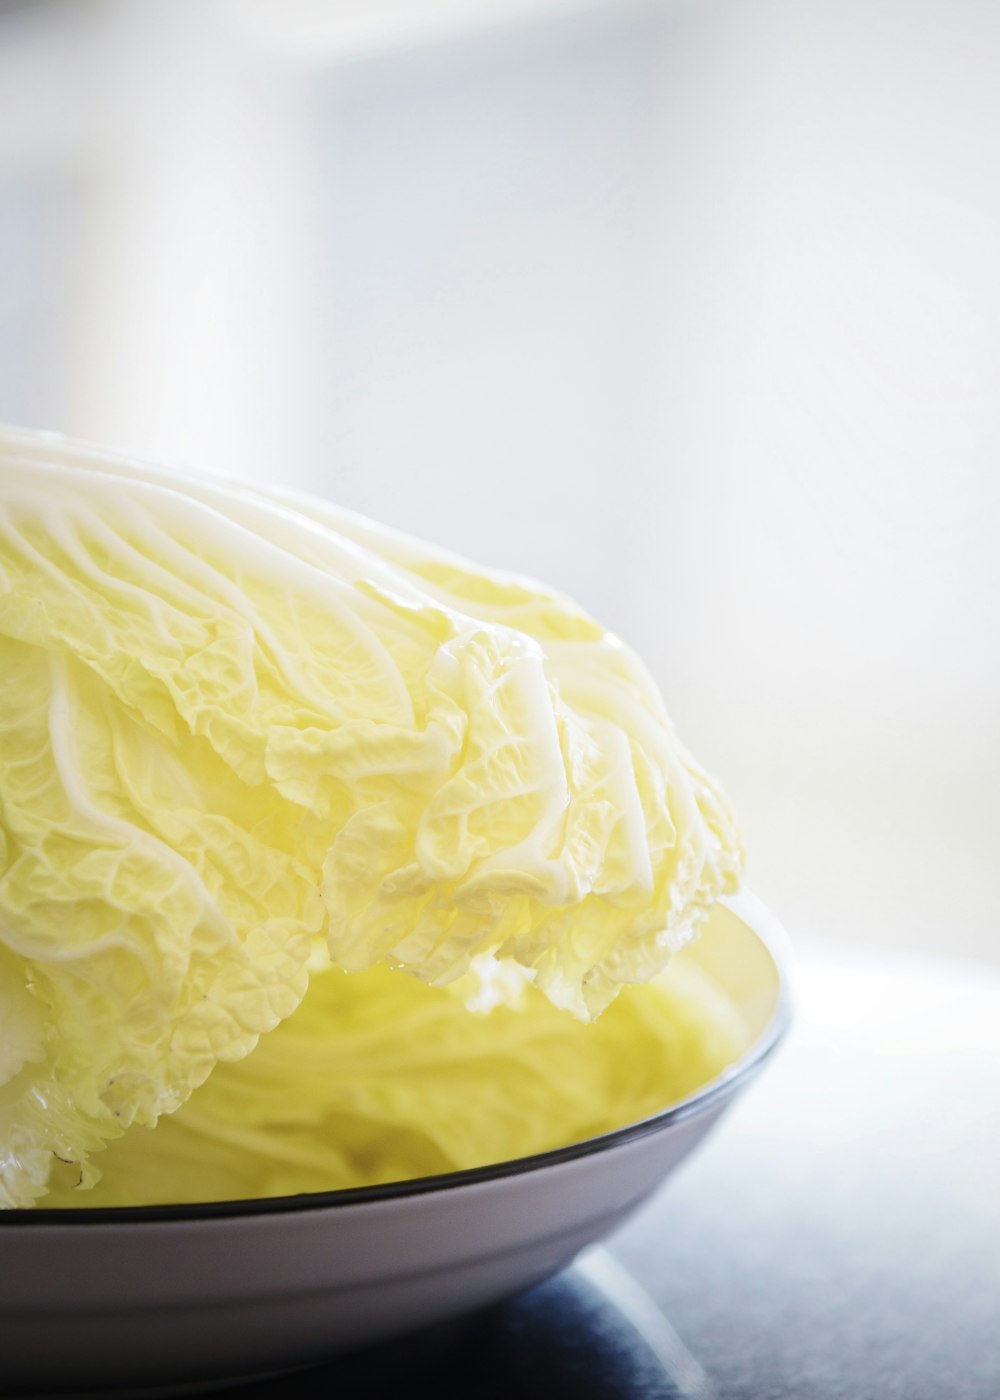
1,0,997,963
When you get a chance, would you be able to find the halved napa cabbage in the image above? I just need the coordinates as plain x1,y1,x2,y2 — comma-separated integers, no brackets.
0,425,741,1209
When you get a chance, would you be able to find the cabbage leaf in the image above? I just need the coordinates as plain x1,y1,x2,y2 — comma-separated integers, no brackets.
42,957,748,1207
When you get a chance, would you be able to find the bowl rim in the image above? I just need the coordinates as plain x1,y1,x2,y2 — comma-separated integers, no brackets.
0,890,793,1227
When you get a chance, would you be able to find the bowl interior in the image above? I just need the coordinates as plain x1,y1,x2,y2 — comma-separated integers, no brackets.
679,890,789,1051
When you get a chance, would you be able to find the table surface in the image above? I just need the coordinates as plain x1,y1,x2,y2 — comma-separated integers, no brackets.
98,942,1000,1400
608,943,1000,1399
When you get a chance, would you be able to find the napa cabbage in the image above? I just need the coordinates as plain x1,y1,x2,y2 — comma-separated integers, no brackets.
0,424,741,1208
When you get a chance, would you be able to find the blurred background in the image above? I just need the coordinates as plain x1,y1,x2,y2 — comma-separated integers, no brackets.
1,0,997,967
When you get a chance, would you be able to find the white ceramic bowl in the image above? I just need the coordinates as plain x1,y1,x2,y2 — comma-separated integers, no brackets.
0,891,791,1397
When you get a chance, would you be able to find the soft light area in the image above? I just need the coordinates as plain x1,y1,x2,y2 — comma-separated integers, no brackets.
0,0,996,965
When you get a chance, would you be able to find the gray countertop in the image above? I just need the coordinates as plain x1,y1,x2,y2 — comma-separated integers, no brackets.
608,943,1000,1399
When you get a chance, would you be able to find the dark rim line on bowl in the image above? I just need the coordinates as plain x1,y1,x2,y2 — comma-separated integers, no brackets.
0,982,792,1227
